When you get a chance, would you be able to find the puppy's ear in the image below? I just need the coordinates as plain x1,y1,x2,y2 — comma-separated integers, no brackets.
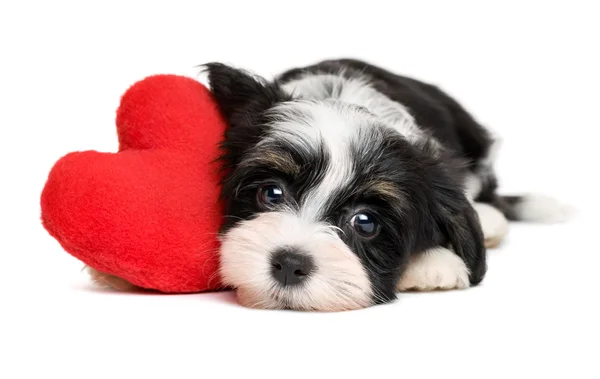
201,62,291,166
425,147,487,285
435,186,487,285
203,62,289,125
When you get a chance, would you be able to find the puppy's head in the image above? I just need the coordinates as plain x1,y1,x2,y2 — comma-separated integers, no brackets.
204,63,486,311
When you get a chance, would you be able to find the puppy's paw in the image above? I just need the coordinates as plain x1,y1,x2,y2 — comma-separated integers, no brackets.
473,202,509,248
86,266,141,291
397,247,470,292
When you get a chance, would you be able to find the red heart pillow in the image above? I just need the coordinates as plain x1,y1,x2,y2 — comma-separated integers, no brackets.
40,74,228,293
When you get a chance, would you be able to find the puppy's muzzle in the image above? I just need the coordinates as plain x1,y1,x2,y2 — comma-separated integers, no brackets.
270,248,315,286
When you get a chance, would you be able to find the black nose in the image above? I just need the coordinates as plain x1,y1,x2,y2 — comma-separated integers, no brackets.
270,248,315,286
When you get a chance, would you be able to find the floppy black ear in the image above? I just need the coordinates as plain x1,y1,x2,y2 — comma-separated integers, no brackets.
426,149,487,285
437,191,487,285
202,62,291,167
203,62,290,125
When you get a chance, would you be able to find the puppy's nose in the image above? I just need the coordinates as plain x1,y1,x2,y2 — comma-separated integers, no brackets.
270,249,315,286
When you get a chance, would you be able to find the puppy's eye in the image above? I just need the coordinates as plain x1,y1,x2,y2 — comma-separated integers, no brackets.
258,184,284,207
350,212,379,238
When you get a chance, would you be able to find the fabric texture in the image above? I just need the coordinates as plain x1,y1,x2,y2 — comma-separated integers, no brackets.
40,74,227,293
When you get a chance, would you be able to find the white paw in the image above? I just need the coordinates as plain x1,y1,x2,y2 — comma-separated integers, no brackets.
474,202,508,248
397,247,470,291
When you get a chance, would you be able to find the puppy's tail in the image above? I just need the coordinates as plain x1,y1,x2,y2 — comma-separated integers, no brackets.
475,136,572,223
490,193,571,223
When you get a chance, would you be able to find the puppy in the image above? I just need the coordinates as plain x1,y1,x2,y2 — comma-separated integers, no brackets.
203,58,567,311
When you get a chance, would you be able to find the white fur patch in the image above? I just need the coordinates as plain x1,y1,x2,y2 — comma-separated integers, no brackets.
219,211,373,312
514,193,571,223
281,73,427,144
465,173,483,200
263,100,368,220
397,247,470,291
463,137,502,200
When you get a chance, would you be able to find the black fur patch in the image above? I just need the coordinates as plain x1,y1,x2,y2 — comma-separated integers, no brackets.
276,58,495,170
204,59,488,306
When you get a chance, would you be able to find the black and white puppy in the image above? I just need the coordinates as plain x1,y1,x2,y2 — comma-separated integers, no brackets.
203,58,566,311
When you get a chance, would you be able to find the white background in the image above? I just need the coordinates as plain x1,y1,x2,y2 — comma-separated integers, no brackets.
1,1,599,378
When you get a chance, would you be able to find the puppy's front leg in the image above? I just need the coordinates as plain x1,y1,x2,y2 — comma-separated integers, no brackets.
397,247,470,292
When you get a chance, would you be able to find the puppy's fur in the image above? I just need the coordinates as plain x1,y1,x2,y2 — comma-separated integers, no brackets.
198,59,567,311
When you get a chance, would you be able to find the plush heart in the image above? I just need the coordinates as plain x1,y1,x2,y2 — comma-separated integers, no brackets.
40,74,228,293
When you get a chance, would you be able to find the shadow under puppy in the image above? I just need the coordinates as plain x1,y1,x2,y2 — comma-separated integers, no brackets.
91,58,567,311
